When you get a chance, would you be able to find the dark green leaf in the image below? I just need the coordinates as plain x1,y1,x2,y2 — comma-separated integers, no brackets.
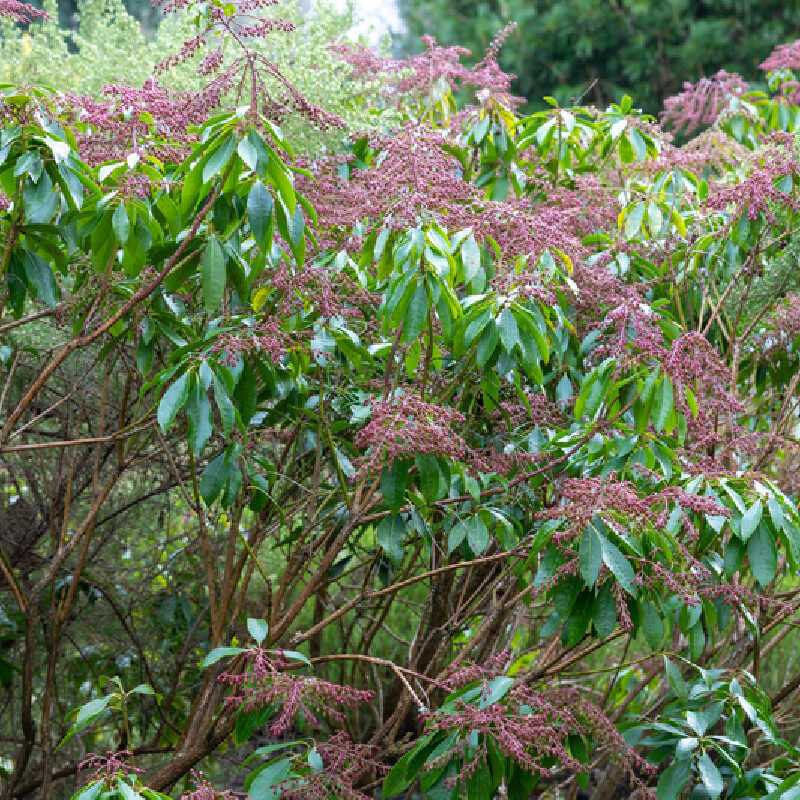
201,236,226,312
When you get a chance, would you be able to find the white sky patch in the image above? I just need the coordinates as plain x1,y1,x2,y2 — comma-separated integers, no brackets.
329,0,404,43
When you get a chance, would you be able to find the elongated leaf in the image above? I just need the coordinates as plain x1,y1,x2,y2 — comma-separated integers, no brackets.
112,202,130,244
601,537,637,596
201,646,247,668
377,514,406,562
656,759,690,800
740,500,763,541
248,180,274,250
203,133,235,183
747,524,777,587
579,526,603,587
201,236,226,312
157,371,191,433
402,280,428,343
697,753,723,799
22,251,57,307
248,758,292,800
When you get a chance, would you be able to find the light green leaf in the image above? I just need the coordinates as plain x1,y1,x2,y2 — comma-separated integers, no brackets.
201,646,247,668
697,753,723,799
157,371,191,433
247,618,269,645
601,537,637,596
740,500,763,542
248,758,292,800
112,202,130,244
656,759,690,800
747,524,777,587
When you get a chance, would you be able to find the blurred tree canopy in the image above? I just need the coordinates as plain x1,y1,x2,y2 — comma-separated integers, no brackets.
397,0,800,112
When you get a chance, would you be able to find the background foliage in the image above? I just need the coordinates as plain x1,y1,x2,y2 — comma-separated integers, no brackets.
5,2,800,800
398,0,800,112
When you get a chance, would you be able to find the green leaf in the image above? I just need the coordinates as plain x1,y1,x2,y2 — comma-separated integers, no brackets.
157,371,191,433
664,657,688,698
479,676,514,708
641,601,664,649
112,202,130,244
593,583,617,637
212,373,236,436
624,201,645,238
308,747,324,772
247,618,269,645
601,537,637,596
58,695,113,747
579,526,602,587
498,307,520,354
186,378,212,455
377,514,406,562
697,753,723,799
201,646,247,668
747,524,777,587
235,707,273,746
248,180,274,250
402,280,428,343
203,133,235,183
740,500,763,542
248,757,292,800
476,322,499,367
238,136,258,171
466,516,490,555
382,735,437,797
656,759,690,800
279,649,311,666
201,236,226,312
73,782,104,800
117,779,144,800
653,378,673,433
381,461,408,510
461,234,481,282
686,703,723,736
22,251,57,307
200,451,230,505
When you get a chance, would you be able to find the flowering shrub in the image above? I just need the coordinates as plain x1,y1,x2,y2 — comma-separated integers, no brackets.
7,3,800,800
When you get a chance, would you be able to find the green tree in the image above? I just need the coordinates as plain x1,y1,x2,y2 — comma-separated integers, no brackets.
398,0,800,112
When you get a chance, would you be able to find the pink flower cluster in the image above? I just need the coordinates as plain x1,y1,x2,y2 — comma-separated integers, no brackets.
761,39,800,72
332,24,518,106
63,78,226,165
281,734,387,800
0,0,46,23
421,683,652,790
300,124,583,275
218,647,373,737
180,771,237,800
706,148,800,222
661,70,747,134
664,332,744,453
354,394,471,479
78,751,141,785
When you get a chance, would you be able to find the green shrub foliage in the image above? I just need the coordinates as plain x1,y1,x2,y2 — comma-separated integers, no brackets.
4,2,800,799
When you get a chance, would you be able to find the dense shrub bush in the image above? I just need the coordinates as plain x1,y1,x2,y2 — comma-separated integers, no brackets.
5,3,800,799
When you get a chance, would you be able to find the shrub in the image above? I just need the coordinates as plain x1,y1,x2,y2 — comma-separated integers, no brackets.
5,2,800,799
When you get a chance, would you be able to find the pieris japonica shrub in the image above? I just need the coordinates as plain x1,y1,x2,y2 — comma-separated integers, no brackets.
6,3,800,799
